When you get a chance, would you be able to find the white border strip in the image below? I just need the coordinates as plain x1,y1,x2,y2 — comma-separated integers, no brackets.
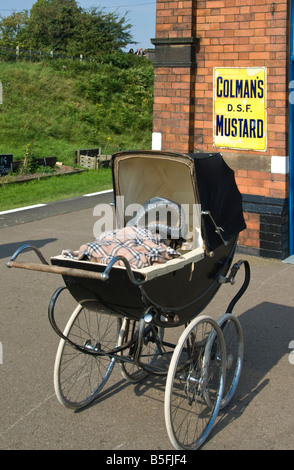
83,189,113,197
0,204,46,215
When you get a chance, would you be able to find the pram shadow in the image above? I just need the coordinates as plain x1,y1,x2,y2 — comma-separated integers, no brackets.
74,365,168,414
210,301,294,440
132,301,294,404
0,238,57,259
75,301,294,448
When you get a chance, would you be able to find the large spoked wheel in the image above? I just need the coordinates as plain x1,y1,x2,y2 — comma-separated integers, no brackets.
217,313,244,409
117,318,166,382
165,315,226,450
54,304,121,409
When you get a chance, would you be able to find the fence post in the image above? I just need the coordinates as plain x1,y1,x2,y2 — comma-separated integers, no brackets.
12,45,87,62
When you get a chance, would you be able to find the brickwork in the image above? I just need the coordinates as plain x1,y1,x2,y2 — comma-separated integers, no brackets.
153,0,289,164
194,0,288,163
152,0,290,258
156,0,196,38
235,168,288,199
240,194,289,258
239,212,260,250
153,1,197,152
153,66,196,152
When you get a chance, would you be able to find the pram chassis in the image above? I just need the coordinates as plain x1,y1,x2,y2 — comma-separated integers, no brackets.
6,150,250,450
7,239,249,450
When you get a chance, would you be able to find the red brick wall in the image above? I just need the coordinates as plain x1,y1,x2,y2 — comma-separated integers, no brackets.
156,0,196,38
239,212,260,250
153,0,197,152
194,0,288,196
153,66,195,152
154,0,289,161
235,169,288,199
153,0,290,256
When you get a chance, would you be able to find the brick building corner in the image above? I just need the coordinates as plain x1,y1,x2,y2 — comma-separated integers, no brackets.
151,0,291,259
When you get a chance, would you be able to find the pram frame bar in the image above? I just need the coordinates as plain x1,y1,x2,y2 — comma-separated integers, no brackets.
6,243,205,284
48,286,170,369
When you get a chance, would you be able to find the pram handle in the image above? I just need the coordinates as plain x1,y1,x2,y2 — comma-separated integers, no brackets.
6,259,110,281
6,244,144,284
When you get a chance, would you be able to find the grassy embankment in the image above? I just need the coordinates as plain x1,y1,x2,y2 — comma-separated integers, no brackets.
0,55,154,210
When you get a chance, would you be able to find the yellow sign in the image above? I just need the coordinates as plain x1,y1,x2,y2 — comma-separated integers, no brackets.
213,67,267,151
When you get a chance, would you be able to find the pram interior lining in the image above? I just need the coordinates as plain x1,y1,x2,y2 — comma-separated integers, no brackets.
56,152,206,279
113,152,202,248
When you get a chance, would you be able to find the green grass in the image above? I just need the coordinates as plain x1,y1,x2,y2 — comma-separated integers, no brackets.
0,57,154,164
0,56,153,210
0,168,113,211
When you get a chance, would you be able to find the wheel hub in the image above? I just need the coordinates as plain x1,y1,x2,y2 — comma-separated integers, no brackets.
84,340,101,352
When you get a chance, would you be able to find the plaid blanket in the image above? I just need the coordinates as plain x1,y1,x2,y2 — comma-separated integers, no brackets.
62,226,181,269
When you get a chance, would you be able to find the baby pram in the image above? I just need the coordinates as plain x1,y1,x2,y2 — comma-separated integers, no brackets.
7,150,250,450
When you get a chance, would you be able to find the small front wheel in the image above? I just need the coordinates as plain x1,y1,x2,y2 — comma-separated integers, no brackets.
117,318,166,382
165,315,226,450
117,318,148,382
54,305,121,409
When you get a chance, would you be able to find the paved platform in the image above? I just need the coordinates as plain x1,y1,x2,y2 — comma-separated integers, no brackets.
0,195,294,451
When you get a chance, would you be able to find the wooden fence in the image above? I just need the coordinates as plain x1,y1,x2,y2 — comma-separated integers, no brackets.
0,45,89,62
0,45,154,63
75,148,111,169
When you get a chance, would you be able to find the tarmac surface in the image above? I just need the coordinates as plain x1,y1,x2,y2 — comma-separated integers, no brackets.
1,192,294,451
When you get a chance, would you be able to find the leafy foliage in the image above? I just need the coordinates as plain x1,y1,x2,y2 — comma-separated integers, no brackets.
0,11,29,48
0,0,134,56
20,144,38,174
22,0,81,52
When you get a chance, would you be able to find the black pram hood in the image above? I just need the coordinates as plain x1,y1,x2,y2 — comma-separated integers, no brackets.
189,152,246,251
111,150,246,252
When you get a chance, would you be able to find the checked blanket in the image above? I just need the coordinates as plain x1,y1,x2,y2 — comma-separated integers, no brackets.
62,226,181,269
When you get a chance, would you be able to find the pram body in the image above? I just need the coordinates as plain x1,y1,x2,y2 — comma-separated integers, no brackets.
7,150,250,450
52,150,246,326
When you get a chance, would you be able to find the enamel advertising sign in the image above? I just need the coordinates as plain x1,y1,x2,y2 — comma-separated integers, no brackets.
213,67,267,151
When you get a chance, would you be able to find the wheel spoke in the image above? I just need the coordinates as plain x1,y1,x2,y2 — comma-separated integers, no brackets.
217,313,243,409
54,305,120,409
165,315,226,450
